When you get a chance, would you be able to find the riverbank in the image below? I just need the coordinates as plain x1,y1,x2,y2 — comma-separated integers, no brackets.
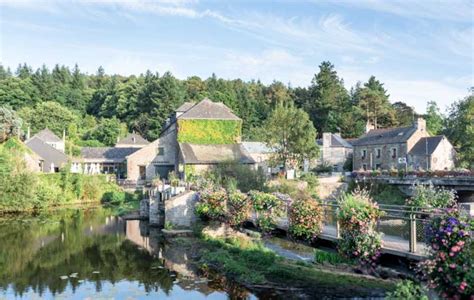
166,228,398,298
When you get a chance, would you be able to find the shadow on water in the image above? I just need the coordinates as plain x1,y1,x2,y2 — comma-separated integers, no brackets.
0,208,256,299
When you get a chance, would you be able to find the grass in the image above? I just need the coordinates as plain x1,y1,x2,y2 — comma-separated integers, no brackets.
195,235,396,296
313,248,353,265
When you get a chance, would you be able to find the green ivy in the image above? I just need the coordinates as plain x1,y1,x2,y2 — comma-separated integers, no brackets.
177,119,242,144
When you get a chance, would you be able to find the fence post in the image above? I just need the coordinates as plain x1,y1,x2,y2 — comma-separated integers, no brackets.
335,207,341,239
409,213,417,253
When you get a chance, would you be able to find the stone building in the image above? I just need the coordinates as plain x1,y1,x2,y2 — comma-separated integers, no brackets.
242,141,274,175
352,118,456,171
316,133,353,172
25,129,68,173
125,98,256,182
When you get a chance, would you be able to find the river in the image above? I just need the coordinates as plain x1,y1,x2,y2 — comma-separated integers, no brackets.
0,208,256,299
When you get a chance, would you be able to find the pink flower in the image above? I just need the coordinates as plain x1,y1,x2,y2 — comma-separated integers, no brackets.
456,241,465,247
459,281,467,291
450,264,456,269
450,252,455,257
451,245,461,253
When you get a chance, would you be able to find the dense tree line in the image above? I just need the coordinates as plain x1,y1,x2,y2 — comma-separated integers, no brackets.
0,62,472,167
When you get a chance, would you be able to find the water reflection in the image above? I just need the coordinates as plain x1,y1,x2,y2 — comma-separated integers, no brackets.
0,208,255,299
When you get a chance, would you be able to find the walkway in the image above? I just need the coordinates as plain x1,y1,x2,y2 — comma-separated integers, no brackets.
320,225,428,260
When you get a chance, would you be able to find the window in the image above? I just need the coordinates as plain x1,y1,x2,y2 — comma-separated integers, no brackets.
375,163,381,170
139,166,146,180
376,148,381,159
391,148,397,159
157,147,165,156
362,164,367,171
361,149,367,159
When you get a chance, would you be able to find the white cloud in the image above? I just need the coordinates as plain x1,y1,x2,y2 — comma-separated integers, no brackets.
333,0,473,22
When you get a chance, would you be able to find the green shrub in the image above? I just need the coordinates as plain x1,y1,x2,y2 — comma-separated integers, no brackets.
406,184,457,210
289,198,323,240
385,280,428,300
102,191,126,205
206,161,267,193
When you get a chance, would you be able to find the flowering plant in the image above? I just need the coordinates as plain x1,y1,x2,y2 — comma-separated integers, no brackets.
337,189,384,267
227,191,251,227
288,198,323,240
406,184,457,211
419,208,473,298
248,191,283,233
195,190,227,221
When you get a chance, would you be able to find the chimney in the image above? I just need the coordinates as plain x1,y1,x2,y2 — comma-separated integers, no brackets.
365,120,375,133
322,133,331,147
414,117,426,133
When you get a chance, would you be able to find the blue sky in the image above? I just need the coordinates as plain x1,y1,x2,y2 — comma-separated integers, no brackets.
0,0,472,112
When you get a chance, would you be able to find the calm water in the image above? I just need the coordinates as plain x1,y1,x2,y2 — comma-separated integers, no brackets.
0,208,256,299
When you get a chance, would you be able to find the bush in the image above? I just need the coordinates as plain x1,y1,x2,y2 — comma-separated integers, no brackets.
248,191,283,233
206,161,267,193
419,208,473,298
406,184,457,210
102,191,126,205
288,198,323,240
195,190,227,221
227,191,251,227
337,190,384,267
385,280,428,300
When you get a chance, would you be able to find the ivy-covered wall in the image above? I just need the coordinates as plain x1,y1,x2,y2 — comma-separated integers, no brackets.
177,119,242,144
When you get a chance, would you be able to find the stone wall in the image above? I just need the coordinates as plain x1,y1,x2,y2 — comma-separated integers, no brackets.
164,191,198,228
126,125,178,182
354,142,406,171
430,138,455,170
317,176,348,201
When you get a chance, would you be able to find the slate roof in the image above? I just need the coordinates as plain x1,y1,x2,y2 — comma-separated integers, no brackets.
178,98,241,120
409,136,444,156
33,128,62,143
242,141,272,154
176,102,195,112
80,147,140,162
316,134,353,148
179,143,255,164
116,133,149,146
25,137,68,166
351,126,417,146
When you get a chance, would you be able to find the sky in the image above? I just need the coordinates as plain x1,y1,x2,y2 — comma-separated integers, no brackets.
0,0,473,112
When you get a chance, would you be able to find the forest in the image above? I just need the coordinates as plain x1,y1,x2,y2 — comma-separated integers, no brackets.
0,61,472,167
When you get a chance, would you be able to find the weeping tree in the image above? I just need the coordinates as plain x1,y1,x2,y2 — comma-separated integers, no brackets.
263,104,319,171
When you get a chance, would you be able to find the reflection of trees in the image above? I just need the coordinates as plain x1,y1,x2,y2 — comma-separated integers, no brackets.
0,209,174,297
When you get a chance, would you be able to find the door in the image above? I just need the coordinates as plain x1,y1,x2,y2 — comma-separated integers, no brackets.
154,165,174,180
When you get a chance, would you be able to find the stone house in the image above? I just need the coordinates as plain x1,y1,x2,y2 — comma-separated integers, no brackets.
352,118,456,171
408,136,456,170
242,141,274,175
25,129,68,172
71,133,149,177
125,98,256,182
316,133,353,172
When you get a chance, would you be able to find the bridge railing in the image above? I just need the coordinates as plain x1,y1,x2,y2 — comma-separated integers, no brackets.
320,201,445,255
